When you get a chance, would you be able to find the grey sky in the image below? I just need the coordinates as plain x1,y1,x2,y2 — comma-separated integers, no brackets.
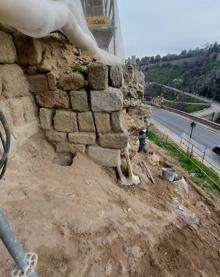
117,0,220,58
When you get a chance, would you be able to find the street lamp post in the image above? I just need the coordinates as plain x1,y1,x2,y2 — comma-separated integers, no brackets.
187,121,196,154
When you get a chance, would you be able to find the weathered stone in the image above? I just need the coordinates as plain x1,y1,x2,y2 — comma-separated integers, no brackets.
70,90,89,112
88,63,108,90
0,64,30,98
56,142,85,154
0,31,17,63
59,73,85,91
0,78,2,95
47,73,56,91
111,112,125,132
27,75,48,94
14,34,42,65
22,96,37,123
36,90,70,109
46,130,67,142
87,146,121,167
26,66,38,75
7,98,25,126
54,110,78,132
94,113,111,133
39,108,54,130
78,112,96,132
68,132,96,145
39,60,52,73
99,133,128,149
91,88,123,112
109,65,124,88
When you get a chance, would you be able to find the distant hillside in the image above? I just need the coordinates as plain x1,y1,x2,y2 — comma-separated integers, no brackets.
138,43,220,102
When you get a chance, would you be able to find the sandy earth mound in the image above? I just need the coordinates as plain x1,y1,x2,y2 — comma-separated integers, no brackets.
0,135,220,277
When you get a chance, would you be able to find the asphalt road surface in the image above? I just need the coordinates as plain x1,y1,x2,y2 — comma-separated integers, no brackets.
151,107,220,172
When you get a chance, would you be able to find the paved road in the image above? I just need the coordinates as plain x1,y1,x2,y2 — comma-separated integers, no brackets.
151,107,220,172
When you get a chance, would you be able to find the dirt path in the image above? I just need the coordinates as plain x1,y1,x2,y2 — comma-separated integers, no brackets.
0,136,220,277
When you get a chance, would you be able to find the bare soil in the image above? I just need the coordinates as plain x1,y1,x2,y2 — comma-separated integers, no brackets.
0,134,220,277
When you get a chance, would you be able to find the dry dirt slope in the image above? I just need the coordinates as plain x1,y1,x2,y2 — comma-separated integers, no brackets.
0,136,220,277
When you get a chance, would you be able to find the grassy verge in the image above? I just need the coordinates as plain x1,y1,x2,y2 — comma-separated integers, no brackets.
162,101,210,113
148,130,220,197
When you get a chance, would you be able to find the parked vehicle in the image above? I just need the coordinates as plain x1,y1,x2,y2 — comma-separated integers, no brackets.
212,146,220,155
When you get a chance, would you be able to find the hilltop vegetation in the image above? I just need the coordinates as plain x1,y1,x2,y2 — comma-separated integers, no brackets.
139,43,220,102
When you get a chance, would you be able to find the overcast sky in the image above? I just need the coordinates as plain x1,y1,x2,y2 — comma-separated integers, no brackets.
117,0,220,58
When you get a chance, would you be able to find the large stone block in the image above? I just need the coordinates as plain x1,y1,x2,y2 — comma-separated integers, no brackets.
94,113,111,133
36,90,70,109
87,146,121,167
39,108,54,130
99,133,128,149
22,96,38,122
0,31,17,63
7,98,25,126
0,64,30,98
56,142,85,154
70,90,89,112
111,112,126,132
46,130,67,142
91,88,123,112
109,65,124,88
14,34,42,65
27,75,48,94
78,112,96,132
58,73,85,91
54,110,78,132
68,132,96,145
88,63,108,90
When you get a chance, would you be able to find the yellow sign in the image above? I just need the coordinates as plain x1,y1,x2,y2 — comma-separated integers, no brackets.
86,16,108,28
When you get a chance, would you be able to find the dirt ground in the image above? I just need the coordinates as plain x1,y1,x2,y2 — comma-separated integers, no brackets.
0,133,220,277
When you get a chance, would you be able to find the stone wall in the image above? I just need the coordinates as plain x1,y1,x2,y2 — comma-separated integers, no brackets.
0,27,150,167
0,30,38,154
35,63,128,167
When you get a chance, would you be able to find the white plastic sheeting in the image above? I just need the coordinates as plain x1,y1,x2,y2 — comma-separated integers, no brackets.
0,0,121,64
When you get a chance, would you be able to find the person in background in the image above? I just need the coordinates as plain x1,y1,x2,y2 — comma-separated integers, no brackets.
138,128,148,153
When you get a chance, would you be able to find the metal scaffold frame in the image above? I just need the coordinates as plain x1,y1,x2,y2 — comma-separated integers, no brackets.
81,0,124,57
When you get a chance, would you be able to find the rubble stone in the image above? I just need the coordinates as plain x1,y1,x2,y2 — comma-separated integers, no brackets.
87,146,121,167
0,64,30,98
7,98,25,126
36,90,70,109
78,112,96,132
88,63,108,90
59,73,85,91
26,66,38,75
39,60,52,73
94,113,111,133
0,31,17,63
14,34,42,65
27,75,48,94
91,88,123,112
70,90,89,112
68,132,96,145
56,142,85,154
109,65,124,88
47,73,56,91
54,110,78,132
46,130,67,142
99,133,128,149
39,108,54,130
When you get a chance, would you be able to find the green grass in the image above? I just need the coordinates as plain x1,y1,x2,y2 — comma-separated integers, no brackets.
148,130,220,197
162,101,210,113
146,66,183,85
